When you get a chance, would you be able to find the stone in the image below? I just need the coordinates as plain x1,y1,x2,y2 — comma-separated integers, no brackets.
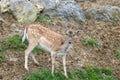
86,5,120,21
39,0,86,23
1,0,44,23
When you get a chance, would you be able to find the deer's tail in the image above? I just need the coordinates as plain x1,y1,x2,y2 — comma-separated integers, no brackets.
22,28,28,42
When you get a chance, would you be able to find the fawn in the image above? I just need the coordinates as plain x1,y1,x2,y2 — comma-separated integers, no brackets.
22,24,80,78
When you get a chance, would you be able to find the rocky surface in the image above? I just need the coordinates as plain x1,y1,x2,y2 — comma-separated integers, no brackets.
86,5,120,21
1,0,86,23
40,0,86,23
1,0,44,23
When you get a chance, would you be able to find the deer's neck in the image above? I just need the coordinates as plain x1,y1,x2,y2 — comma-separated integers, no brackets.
58,36,71,55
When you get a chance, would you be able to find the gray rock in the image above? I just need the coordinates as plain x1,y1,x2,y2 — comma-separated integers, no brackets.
0,17,5,22
86,5,120,21
10,23,17,28
1,0,85,23
10,57,18,62
10,0,38,23
1,0,44,23
39,0,86,23
1,0,10,13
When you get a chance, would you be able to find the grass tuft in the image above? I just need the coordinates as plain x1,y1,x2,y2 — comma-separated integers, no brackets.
37,14,53,23
115,50,120,60
0,54,5,62
0,35,41,54
83,38,99,48
24,67,117,80
1,35,27,51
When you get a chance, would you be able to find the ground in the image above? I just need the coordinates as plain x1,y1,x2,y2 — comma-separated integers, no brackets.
0,0,120,80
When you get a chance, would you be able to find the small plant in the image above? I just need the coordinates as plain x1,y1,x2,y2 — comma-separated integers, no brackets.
0,35,41,54
0,47,4,52
37,14,52,23
33,46,41,55
101,67,113,76
83,38,99,48
2,35,27,51
24,67,117,80
0,54,5,62
115,50,120,60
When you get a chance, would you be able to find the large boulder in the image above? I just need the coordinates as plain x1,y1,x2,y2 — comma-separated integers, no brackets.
86,5,120,21
38,0,86,23
1,0,86,23
1,0,44,23
1,0,10,13
10,0,37,23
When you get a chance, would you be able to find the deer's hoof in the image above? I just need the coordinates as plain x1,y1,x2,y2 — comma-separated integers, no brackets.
65,74,68,78
25,66,29,71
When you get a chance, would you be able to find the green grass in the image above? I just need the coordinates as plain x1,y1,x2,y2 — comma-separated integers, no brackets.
115,50,120,60
24,67,117,80
83,38,99,48
0,35,41,54
37,14,53,23
0,54,5,62
33,46,42,55
1,35,27,51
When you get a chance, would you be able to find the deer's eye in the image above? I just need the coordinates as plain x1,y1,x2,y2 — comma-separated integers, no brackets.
69,41,72,44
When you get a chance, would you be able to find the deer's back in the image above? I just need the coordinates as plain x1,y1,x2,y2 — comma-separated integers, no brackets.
27,24,66,52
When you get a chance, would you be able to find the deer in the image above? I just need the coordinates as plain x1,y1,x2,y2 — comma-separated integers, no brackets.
22,24,81,78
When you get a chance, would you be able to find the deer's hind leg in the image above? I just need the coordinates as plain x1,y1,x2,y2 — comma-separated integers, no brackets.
24,42,38,71
30,53,39,65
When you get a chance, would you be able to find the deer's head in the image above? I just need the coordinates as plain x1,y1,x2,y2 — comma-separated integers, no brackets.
64,24,82,44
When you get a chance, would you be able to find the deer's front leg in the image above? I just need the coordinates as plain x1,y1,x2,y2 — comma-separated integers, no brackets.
62,54,68,78
25,43,37,71
51,52,56,76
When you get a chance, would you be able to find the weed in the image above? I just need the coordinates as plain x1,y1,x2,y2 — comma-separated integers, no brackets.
24,67,117,80
115,50,120,60
33,46,41,55
37,14,52,23
101,67,113,76
0,54,5,62
2,35,27,51
0,47,4,52
0,35,41,54
83,38,99,48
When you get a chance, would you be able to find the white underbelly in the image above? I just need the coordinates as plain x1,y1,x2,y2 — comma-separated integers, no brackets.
39,43,52,52
39,36,52,52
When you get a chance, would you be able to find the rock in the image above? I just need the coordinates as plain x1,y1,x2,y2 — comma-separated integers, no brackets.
1,0,85,23
86,5,120,21
1,0,10,13
0,17,5,22
1,0,44,23
28,0,44,12
10,0,41,23
10,57,18,62
39,0,86,23
10,23,17,28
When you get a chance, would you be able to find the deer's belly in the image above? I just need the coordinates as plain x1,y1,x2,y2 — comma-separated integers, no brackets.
39,36,52,52
39,43,52,52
